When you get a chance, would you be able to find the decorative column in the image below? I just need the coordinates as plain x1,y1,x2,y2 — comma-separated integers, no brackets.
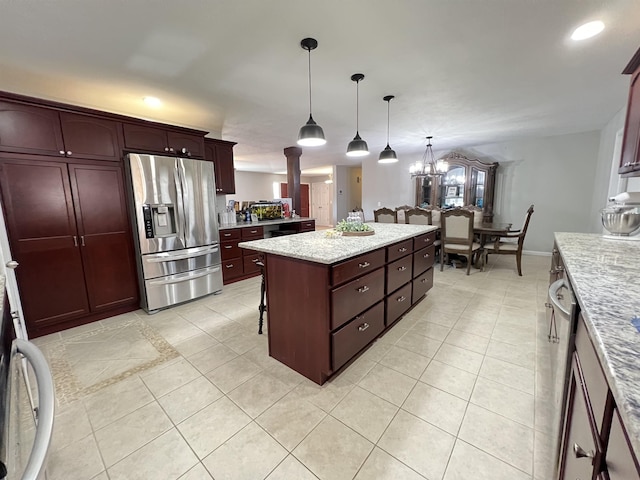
284,146,302,215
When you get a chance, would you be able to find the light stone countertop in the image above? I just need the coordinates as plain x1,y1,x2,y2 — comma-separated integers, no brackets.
239,223,437,264
219,217,315,230
555,232,640,457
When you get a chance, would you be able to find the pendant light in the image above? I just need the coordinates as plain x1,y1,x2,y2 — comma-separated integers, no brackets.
346,73,369,157
297,38,326,147
378,95,398,163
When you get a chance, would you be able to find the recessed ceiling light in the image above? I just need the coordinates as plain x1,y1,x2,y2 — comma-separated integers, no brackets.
143,96,162,108
571,21,605,41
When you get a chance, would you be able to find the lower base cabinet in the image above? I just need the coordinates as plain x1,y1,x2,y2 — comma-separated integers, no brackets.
558,314,640,479
261,229,437,385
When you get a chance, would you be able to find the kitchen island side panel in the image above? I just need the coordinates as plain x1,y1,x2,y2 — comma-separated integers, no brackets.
265,253,331,384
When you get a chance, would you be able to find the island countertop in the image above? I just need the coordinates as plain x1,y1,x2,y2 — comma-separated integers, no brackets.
554,232,640,457
239,223,438,264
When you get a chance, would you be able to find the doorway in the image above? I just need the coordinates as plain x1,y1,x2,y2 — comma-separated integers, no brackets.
312,182,333,227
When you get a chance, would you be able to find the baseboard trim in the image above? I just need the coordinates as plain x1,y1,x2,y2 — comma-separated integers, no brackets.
523,250,552,256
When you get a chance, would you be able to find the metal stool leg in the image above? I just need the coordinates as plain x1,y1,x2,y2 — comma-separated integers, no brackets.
257,261,267,334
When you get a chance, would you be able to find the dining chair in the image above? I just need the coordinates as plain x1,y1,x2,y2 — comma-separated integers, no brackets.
404,208,431,225
373,207,397,223
485,205,534,276
395,205,413,223
440,208,482,275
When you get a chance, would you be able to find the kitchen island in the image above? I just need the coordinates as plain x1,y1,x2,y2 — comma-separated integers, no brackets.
554,232,640,478
240,223,438,384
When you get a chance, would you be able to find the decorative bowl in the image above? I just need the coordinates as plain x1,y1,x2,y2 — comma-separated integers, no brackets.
601,206,640,236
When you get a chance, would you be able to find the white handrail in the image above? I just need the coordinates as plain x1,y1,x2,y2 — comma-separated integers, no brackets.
14,339,55,480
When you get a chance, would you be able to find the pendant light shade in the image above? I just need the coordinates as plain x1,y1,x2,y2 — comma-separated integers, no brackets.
346,73,369,157
297,38,326,147
378,95,398,163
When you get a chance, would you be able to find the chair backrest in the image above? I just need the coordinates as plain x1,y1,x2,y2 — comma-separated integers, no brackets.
517,205,535,245
373,207,397,223
462,205,484,227
405,208,431,225
422,206,441,226
441,208,474,245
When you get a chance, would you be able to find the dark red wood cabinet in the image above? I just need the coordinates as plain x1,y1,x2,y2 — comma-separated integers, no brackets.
204,138,236,194
123,123,205,159
0,158,138,337
0,101,123,162
619,47,640,176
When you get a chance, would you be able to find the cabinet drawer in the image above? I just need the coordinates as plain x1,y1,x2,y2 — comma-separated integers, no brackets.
331,268,385,330
220,229,241,241
243,253,263,275
241,226,264,240
413,245,436,277
299,220,315,232
221,257,243,280
332,301,384,371
386,255,413,294
387,239,413,262
413,268,434,303
414,231,437,250
332,249,385,286
606,408,640,480
386,282,412,327
561,354,601,480
221,240,241,260
575,314,608,430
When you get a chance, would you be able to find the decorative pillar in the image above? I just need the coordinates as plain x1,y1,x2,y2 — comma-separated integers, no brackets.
284,146,302,215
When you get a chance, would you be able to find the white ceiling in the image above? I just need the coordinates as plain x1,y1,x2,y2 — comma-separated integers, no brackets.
1,0,639,175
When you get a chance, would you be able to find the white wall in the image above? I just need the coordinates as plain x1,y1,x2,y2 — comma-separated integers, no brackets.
363,131,602,253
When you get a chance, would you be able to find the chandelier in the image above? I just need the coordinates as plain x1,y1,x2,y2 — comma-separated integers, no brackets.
409,136,448,178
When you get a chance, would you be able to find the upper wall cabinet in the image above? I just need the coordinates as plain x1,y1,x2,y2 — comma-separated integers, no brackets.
204,138,237,194
123,123,205,159
619,46,640,176
0,101,123,161
416,152,499,222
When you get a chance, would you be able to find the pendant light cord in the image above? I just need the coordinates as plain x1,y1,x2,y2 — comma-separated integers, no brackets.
386,100,390,145
307,49,312,114
355,80,360,132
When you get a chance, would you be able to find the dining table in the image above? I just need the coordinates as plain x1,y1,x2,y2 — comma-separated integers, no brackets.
473,221,513,268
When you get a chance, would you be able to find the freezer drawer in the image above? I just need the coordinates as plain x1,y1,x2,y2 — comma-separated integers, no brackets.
144,265,223,311
141,244,221,279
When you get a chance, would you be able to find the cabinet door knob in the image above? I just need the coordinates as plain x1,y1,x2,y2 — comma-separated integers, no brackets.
169,147,175,152
66,150,72,156
164,147,170,152
73,236,78,247
59,150,65,155
573,443,594,459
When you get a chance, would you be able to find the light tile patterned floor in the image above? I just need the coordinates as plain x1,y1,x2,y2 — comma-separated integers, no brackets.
34,254,557,480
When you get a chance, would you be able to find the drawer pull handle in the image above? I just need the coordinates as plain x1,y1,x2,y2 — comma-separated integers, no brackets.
225,264,234,268
397,266,407,272
252,258,259,263
397,295,406,302
224,245,233,249
224,233,232,237
358,261,370,268
398,247,407,252
250,230,258,234
573,443,594,459
358,322,370,332
423,253,430,258
357,286,370,293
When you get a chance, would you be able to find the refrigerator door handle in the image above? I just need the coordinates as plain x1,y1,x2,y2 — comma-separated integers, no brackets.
148,266,221,286
174,161,189,245
145,245,220,263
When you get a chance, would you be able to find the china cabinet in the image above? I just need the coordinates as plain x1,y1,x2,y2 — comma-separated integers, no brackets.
619,46,640,176
415,152,498,222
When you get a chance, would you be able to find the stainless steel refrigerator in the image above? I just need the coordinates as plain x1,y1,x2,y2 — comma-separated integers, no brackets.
125,153,223,312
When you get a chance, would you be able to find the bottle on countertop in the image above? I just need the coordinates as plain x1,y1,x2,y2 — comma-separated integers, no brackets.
245,210,251,222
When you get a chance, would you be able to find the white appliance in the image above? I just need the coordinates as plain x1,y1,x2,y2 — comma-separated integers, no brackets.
125,154,223,313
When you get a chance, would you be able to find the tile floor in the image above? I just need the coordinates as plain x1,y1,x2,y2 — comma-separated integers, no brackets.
30,254,557,480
